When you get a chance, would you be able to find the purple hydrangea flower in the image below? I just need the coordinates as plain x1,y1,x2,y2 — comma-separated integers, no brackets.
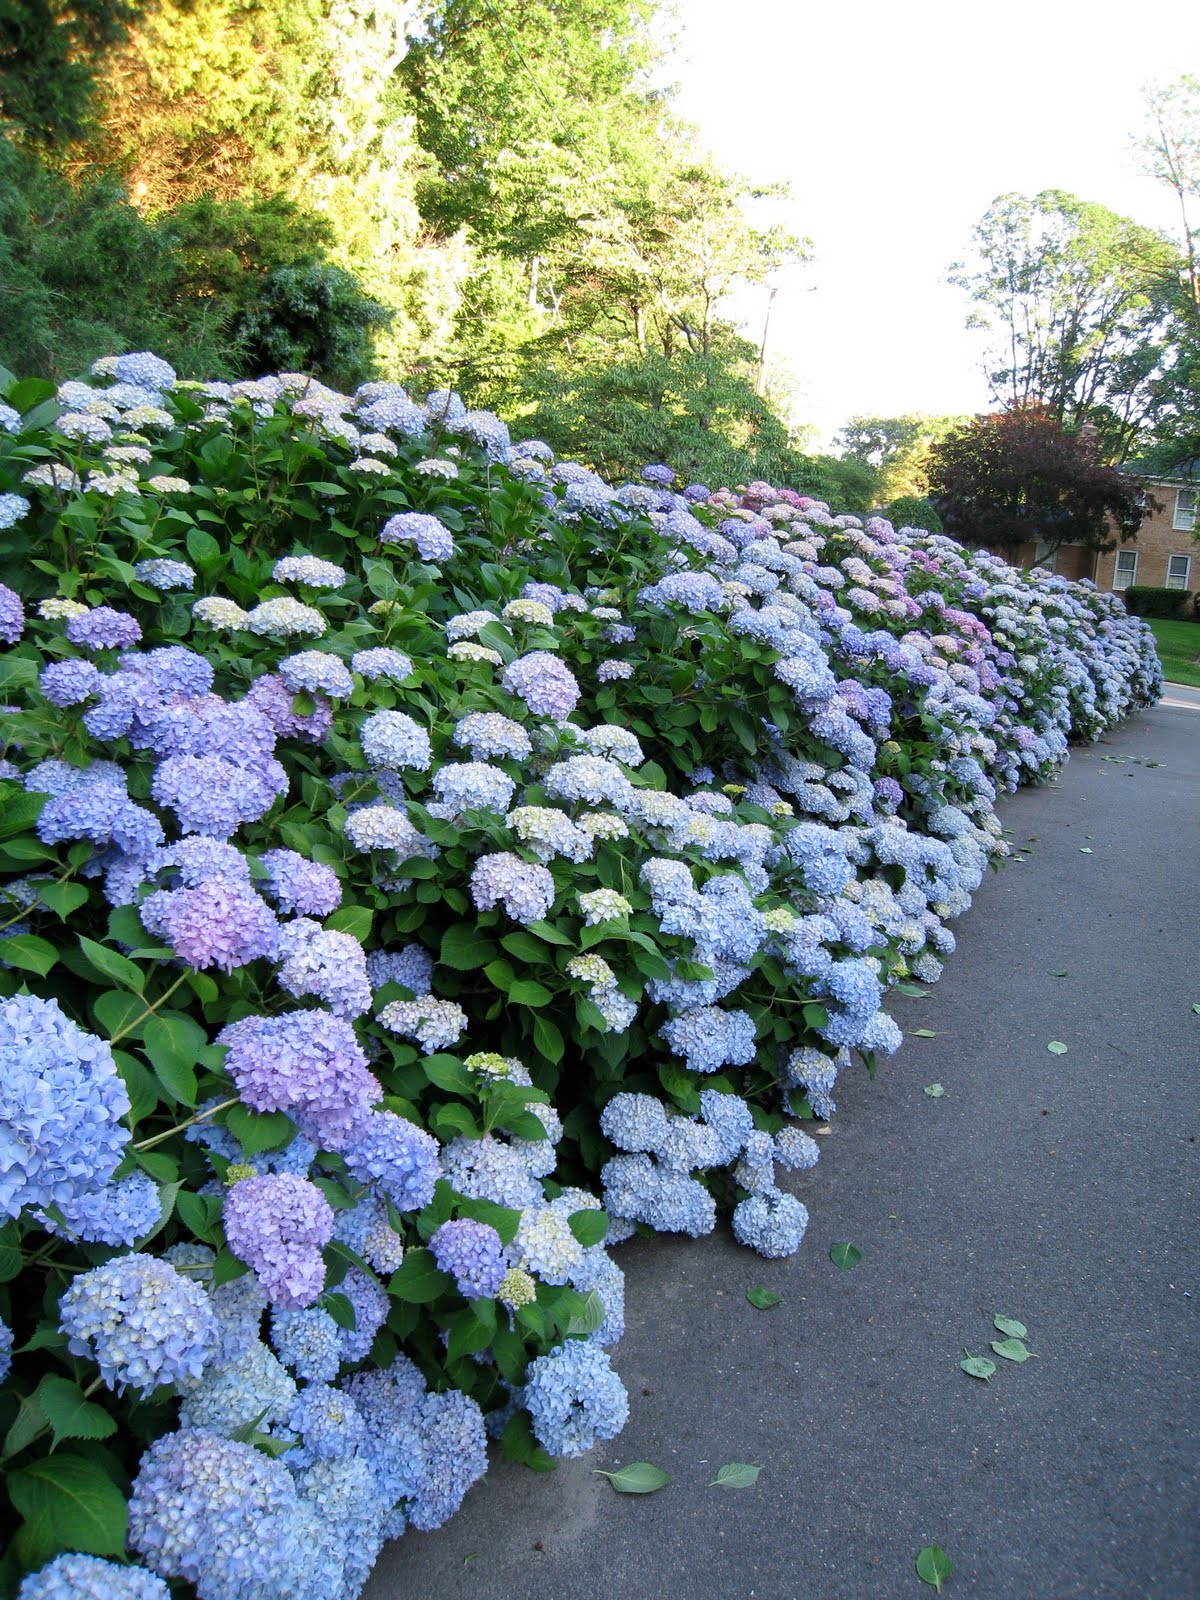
258,848,342,916
0,584,23,644
151,753,287,837
66,606,142,651
430,1219,506,1299
223,1173,335,1309
501,651,580,720
469,852,555,923
245,672,333,742
334,1267,389,1363
219,1010,380,1150
142,881,279,972
39,658,104,707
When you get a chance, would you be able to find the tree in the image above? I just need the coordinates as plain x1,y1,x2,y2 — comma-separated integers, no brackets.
835,413,965,500
0,0,141,148
950,191,1181,460
926,405,1145,558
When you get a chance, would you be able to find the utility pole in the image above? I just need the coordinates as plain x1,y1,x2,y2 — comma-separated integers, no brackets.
754,284,778,398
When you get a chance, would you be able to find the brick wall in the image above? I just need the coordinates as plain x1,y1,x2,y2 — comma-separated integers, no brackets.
1094,479,1198,603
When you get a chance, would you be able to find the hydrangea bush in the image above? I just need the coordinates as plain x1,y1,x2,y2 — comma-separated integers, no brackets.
0,356,1160,1597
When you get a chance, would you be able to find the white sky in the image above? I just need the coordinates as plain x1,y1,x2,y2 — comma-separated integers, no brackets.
666,0,1196,449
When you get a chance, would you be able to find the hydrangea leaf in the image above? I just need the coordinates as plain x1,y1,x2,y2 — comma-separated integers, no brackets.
990,1338,1036,1362
567,1208,610,1247
8,1453,129,1557
993,1315,1028,1339
0,934,58,976
1047,1040,1068,1055
36,1376,117,1449
924,1083,946,1098
912,1028,938,1039
593,1461,671,1494
915,1545,954,1592
960,1355,996,1382
829,1242,862,1270
746,1287,782,1309
709,1462,761,1488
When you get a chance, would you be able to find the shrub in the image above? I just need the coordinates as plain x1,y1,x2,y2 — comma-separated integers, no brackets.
1121,585,1194,618
0,357,1161,1596
885,494,943,533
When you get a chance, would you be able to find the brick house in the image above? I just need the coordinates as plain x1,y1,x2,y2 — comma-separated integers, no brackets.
1013,462,1199,610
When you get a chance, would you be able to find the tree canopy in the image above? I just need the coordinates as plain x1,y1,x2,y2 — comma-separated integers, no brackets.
926,405,1145,557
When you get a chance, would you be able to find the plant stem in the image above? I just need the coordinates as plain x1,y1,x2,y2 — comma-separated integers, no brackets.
110,971,190,1044
133,1096,240,1152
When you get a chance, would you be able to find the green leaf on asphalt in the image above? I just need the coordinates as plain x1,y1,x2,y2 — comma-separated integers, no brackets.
990,1338,1036,1362
923,1083,945,1098
1079,846,1093,854
1192,1003,1200,1016
960,1355,996,1382
993,1315,1027,1339
710,1462,761,1488
1048,969,1069,977
1047,1040,1068,1055
829,1242,862,1270
916,1545,954,1592
896,982,930,997
593,1461,671,1494
911,1028,938,1038
746,1287,781,1310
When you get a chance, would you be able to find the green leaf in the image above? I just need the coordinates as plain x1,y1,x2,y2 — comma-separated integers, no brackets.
0,657,39,695
1048,969,1069,977
225,1105,296,1156
567,1208,609,1247
142,1015,200,1106
35,1377,117,1448
325,904,372,941
993,1314,1027,1339
3,1393,47,1460
6,376,57,413
829,1242,862,1270
746,1287,782,1310
500,930,551,964
8,1453,129,1557
1047,1040,1068,1055
565,1288,607,1337
592,1462,671,1495
960,1355,996,1382
439,923,498,970
508,978,552,1007
911,1028,938,1039
420,1054,474,1096
453,1196,522,1245
1079,846,1093,854
915,1545,954,1592
923,1083,945,1098
532,1013,564,1064
1192,1003,1200,1016
388,1248,453,1303
186,526,222,567
709,1462,761,1489
321,1292,357,1331
78,936,144,992
990,1338,1036,1362
896,982,931,997
0,933,58,976
37,881,89,920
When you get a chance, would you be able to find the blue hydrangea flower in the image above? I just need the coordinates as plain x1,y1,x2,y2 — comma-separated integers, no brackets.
177,1339,297,1438
275,919,371,1018
40,1172,161,1246
270,1306,343,1382
451,711,532,761
731,1189,810,1258
17,1554,172,1599
134,559,195,591
360,710,432,770
351,647,413,682
342,1111,440,1213
366,943,433,996
289,1383,366,1461
501,651,580,720
0,994,130,1218
429,761,515,815
273,556,347,589
334,1267,389,1363
660,1006,757,1074
523,1340,629,1458
380,511,454,561
59,1254,217,1394
128,1429,321,1600
38,659,104,707
66,606,142,651
258,848,342,916
279,651,355,699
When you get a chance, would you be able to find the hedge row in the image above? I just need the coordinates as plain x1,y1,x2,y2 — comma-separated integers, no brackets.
0,357,1161,1600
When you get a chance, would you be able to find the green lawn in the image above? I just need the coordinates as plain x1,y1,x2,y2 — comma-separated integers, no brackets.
1146,617,1200,688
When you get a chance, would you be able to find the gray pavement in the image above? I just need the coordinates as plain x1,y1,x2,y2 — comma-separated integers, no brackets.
367,694,1199,1600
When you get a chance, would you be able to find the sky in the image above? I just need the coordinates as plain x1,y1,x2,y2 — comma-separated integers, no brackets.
665,0,1194,449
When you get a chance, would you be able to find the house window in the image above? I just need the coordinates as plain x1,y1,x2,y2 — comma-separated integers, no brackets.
1033,540,1057,572
1173,488,1198,531
1113,550,1138,590
1166,554,1192,590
